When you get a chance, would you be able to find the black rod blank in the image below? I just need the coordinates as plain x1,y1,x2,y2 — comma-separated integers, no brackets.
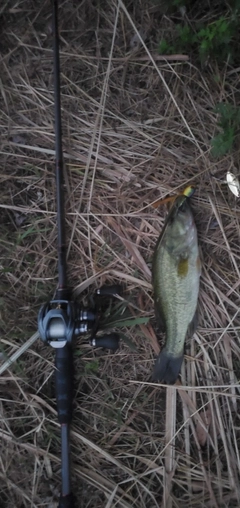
52,0,68,295
52,1,74,506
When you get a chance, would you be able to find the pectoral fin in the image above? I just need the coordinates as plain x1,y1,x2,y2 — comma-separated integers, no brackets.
177,258,189,277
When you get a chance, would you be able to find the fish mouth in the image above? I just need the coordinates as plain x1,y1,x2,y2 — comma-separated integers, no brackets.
178,198,189,213
169,195,190,220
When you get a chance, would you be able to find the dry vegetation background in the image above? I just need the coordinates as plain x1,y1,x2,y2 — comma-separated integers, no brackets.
1,0,240,507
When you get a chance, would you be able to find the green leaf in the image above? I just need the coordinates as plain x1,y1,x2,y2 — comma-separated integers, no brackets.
211,128,235,157
0,266,13,273
85,360,99,373
118,332,138,351
158,39,170,54
101,316,150,330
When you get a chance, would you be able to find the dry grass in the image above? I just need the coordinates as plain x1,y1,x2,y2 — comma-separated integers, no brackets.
1,0,240,507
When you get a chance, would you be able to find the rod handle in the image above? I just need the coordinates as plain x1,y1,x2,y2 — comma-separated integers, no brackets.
55,345,73,425
58,492,75,507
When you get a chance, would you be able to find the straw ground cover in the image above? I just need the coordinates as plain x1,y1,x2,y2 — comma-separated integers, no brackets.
1,0,240,506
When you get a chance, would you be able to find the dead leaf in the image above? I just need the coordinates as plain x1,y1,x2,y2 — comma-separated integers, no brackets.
108,218,151,280
130,29,147,50
196,409,212,447
140,323,159,355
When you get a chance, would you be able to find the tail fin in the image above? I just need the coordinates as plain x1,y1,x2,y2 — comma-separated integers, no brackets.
152,349,184,384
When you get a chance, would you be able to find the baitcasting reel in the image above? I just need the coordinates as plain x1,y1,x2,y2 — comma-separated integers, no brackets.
38,284,123,351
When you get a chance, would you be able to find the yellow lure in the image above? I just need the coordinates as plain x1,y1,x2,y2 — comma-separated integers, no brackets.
183,186,194,198
153,186,194,209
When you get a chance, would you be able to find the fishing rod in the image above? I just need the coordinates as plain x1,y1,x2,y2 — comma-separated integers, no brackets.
38,1,122,506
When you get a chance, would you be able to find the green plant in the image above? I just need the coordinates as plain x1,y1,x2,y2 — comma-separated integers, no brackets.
97,296,149,329
196,16,235,62
84,359,99,374
16,223,52,245
158,39,176,55
158,9,240,64
211,103,240,157
172,0,187,6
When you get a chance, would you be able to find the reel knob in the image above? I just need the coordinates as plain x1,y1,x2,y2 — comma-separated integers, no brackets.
95,284,124,297
90,333,120,351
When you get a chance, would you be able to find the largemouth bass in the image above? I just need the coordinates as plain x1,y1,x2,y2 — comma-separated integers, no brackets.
152,194,201,384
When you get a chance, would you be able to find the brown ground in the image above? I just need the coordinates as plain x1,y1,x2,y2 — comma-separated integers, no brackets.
1,1,240,507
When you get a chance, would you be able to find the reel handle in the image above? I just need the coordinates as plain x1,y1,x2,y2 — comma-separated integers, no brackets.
96,284,123,296
90,333,120,351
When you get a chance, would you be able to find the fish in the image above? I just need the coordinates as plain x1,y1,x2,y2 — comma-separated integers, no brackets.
152,194,201,384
